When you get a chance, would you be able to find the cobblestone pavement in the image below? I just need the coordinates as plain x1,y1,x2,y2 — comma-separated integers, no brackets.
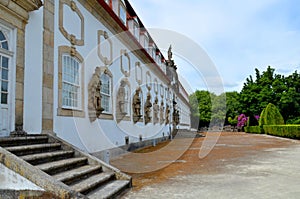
111,132,300,199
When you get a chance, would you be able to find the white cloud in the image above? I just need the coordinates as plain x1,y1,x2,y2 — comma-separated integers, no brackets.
129,0,300,93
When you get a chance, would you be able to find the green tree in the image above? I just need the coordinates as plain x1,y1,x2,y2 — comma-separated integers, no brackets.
189,90,212,128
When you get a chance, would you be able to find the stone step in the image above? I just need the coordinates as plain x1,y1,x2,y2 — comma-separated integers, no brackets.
36,157,87,175
70,172,115,195
87,180,130,199
53,165,102,185
5,143,62,156
20,150,74,165
0,135,49,147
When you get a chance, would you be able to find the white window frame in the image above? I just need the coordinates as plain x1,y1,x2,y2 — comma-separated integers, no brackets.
100,72,112,114
61,54,82,110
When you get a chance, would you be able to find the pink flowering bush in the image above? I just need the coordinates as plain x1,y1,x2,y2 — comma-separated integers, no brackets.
237,114,248,127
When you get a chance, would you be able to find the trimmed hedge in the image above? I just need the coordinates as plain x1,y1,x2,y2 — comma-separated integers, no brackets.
244,126,264,134
263,125,300,139
259,103,284,126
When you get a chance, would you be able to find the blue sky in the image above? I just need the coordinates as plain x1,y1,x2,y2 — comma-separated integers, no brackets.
129,0,300,94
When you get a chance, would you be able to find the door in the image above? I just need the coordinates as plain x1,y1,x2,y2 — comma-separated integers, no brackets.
0,29,11,137
0,54,9,136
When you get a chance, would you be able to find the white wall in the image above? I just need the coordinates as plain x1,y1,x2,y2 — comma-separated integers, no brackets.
0,163,43,190
24,9,43,133
52,0,188,153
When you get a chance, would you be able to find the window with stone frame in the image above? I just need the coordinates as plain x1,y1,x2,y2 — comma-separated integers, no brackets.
62,55,81,109
100,73,111,113
58,46,84,117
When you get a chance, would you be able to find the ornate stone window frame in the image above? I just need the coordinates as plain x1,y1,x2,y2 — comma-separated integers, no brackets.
154,78,158,95
120,49,130,77
98,30,113,66
58,46,85,117
59,0,84,46
160,84,164,98
135,61,142,85
98,66,114,120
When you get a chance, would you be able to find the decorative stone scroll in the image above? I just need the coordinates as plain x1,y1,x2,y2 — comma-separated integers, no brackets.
132,87,142,123
59,0,84,46
154,78,158,95
144,92,152,125
88,67,104,122
120,49,130,77
135,62,142,85
98,30,113,66
146,71,151,91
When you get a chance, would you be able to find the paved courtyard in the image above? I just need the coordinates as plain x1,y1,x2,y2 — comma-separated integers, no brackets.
111,132,300,199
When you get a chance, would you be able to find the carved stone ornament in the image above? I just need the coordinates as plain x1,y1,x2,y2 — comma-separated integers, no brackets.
165,104,170,125
132,87,142,123
120,49,130,77
154,78,158,95
144,92,152,125
98,30,113,66
160,101,165,124
173,109,180,125
146,71,151,91
116,80,129,122
153,97,159,125
135,62,142,85
88,67,104,122
59,0,84,46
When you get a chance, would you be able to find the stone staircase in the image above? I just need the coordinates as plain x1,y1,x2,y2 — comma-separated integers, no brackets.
0,134,131,198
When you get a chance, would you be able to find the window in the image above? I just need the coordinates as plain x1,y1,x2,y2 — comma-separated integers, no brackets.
119,0,127,25
133,21,139,40
0,31,8,50
100,73,111,113
0,55,9,105
58,46,84,117
62,55,81,109
144,35,149,50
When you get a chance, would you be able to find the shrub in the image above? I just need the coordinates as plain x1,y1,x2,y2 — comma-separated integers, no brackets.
263,125,300,139
259,103,284,125
244,126,264,134
286,117,300,124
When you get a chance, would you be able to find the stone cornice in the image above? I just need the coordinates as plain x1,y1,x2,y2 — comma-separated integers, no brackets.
12,0,42,12
0,0,42,22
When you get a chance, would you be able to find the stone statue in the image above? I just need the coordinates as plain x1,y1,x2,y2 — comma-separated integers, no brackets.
160,101,164,124
118,80,127,115
168,45,172,61
153,97,159,124
165,104,170,124
88,67,104,122
133,87,142,123
173,108,180,125
144,92,152,124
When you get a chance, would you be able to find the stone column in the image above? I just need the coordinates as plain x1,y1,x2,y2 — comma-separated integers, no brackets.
42,0,55,134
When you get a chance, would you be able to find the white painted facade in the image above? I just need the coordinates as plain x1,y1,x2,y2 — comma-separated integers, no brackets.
0,0,191,154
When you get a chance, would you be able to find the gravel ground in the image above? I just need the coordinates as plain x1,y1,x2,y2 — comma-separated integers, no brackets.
111,133,300,199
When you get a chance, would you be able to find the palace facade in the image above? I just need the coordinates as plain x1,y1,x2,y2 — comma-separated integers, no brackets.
0,0,191,154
